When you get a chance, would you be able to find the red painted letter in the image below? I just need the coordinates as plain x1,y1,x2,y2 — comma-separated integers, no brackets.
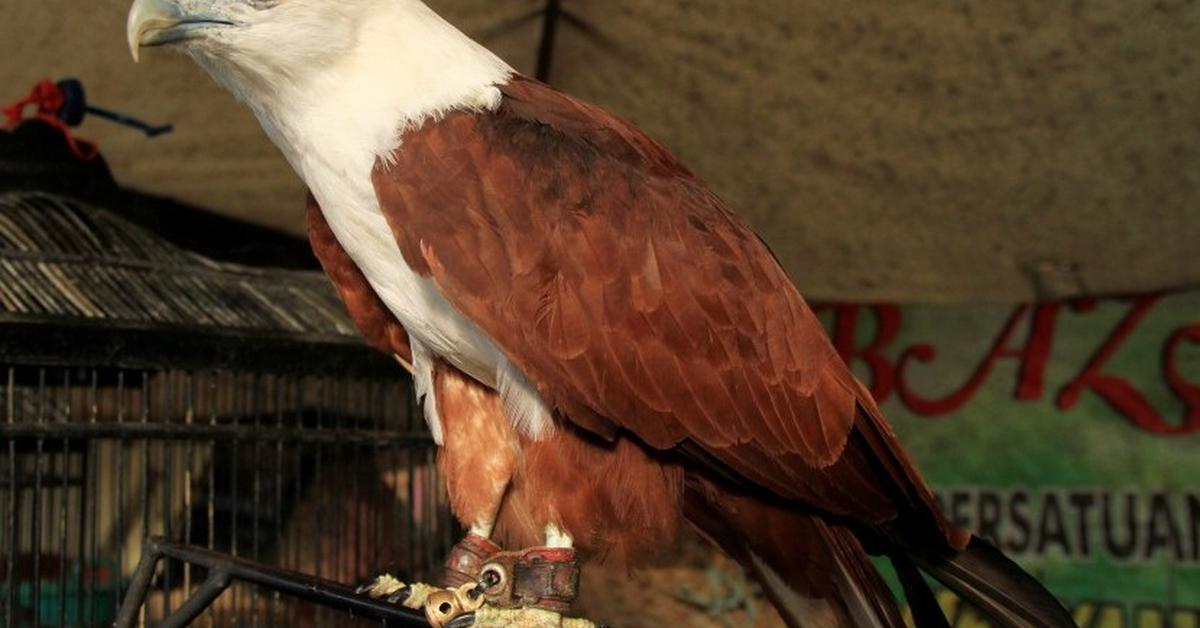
1056,295,1199,435
1161,324,1200,434
896,304,1060,416
827,304,901,401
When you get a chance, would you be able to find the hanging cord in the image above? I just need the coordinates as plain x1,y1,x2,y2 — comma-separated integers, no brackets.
2,78,173,161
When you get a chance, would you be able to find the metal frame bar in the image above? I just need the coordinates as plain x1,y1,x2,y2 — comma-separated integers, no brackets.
0,421,428,444
535,0,562,81
114,536,431,628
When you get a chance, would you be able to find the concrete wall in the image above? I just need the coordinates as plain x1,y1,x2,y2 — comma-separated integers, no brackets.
3,1,1197,301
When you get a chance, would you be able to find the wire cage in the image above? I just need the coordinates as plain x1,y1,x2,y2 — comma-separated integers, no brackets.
0,189,453,628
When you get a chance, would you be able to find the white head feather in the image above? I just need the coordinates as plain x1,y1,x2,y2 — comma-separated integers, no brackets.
134,0,511,165
129,0,557,443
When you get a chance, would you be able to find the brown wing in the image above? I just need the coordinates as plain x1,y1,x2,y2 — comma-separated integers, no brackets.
374,77,956,540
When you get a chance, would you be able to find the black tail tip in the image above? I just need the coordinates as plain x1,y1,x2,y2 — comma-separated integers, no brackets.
915,535,1077,628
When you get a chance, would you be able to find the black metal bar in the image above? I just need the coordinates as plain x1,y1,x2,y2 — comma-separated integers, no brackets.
85,369,98,627
331,381,342,587
0,319,397,378
113,544,160,628
251,374,262,627
32,367,44,628
371,381,384,582
315,379,325,627
184,373,195,608
157,570,229,628
353,388,362,585
5,444,13,628
272,376,286,628
83,105,174,138
405,386,417,578
0,472,83,490
87,434,98,627
140,375,150,622
57,370,69,628
115,371,127,617
424,448,436,576
230,375,241,628
115,538,431,628
0,422,431,446
390,404,402,587
162,374,174,619
207,372,218,628
5,367,15,628
536,0,563,82
290,381,303,628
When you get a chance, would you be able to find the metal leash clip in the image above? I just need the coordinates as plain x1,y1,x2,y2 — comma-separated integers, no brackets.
424,582,488,628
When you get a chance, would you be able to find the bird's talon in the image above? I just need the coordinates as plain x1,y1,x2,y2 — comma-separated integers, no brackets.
355,574,440,611
356,573,407,599
385,585,413,605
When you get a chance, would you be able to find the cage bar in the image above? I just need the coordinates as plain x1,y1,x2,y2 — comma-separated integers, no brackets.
0,191,449,627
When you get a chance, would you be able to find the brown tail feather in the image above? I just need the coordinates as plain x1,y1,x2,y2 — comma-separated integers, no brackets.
681,396,1071,628
849,402,970,552
818,522,907,628
910,535,1077,628
890,552,951,628
685,483,905,628
850,404,1074,627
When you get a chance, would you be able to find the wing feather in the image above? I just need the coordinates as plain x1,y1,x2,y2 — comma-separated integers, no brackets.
372,76,953,536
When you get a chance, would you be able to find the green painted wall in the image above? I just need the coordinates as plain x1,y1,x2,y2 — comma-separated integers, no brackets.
816,292,1200,624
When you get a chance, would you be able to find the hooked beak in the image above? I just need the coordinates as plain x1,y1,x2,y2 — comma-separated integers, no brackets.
127,0,235,62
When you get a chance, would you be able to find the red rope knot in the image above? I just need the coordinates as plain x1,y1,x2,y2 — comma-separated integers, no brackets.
3,78,99,161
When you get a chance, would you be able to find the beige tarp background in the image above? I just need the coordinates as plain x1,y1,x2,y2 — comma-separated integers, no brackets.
2,0,1197,302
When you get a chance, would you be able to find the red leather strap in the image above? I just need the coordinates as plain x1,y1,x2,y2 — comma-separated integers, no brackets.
442,533,503,587
479,547,579,613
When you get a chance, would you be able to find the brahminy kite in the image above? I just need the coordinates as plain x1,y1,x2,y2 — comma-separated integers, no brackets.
127,1,1076,626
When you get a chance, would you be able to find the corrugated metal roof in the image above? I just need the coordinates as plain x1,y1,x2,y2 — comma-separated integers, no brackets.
0,191,359,341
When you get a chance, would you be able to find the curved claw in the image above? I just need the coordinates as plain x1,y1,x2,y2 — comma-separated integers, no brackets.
355,573,408,600
355,579,385,596
446,614,476,628
385,586,413,605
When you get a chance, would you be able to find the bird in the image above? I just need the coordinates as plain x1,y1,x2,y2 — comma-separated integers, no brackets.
127,1,1077,626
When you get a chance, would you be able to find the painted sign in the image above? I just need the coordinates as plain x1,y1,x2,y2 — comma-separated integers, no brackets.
814,292,1200,626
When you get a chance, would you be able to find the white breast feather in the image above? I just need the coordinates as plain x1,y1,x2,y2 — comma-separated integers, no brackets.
497,354,555,441
233,2,554,441
409,339,443,445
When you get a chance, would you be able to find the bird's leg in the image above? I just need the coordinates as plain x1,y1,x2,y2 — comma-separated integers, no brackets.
360,362,516,610
435,361,520,587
